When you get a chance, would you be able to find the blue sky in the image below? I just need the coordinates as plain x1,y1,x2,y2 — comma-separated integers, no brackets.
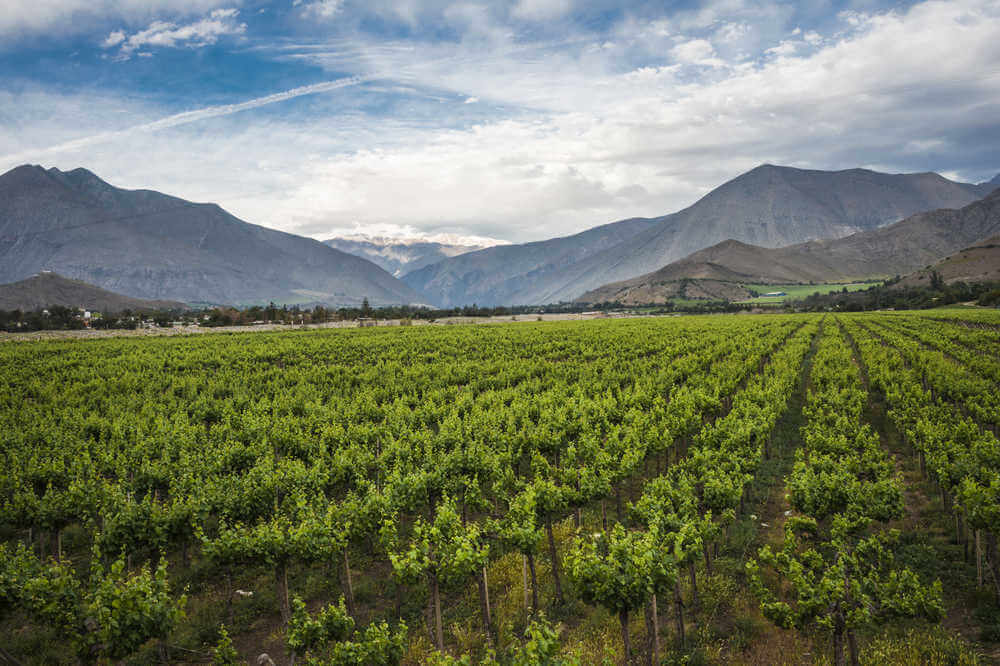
1,0,998,243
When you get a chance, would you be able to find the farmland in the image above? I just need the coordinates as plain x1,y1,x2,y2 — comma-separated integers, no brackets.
1,311,999,665
742,283,876,303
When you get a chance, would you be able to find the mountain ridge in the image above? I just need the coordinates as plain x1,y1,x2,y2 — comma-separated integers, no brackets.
0,165,425,307
576,189,1000,303
405,164,996,306
402,216,660,307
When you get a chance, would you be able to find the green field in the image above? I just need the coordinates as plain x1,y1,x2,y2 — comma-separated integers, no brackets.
741,282,877,303
1,311,999,665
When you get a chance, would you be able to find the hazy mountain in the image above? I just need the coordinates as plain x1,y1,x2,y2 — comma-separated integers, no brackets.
0,165,425,307
969,173,1000,198
896,231,1000,288
0,272,186,312
577,189,1000,303
401,217,660,307
406,164,996,306
323,235,503,277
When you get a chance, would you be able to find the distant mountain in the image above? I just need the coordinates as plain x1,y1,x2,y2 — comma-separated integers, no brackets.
969,173,1000,198
404,165,997,306
402,217,660,307
896,232,1000,288
0,272,186,312
0,165,424,307
577,189,1000,303
323,235,503,277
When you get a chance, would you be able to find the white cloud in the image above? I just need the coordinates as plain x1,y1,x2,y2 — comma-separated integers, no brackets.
669,38,726,67
4,0,1000,243
512,0,573,21
670,38,714,63
765,40,799,57
102,8,246,59
101,29,126,47
464,96,479,104
294,0,344,19
715,22,749,43
0,0,239,42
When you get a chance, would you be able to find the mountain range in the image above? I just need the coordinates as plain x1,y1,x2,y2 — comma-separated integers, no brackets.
323,235,502,277
403,165,996,306
0,166,423,307
2,162,997,310
577,189,1000,304
402,217,660,307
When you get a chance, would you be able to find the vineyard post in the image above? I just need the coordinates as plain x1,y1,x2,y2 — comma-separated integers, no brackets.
478,565,494,646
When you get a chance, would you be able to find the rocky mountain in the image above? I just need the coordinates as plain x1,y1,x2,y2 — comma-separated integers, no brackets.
402,217,660,307
896,232,1000,288
577,189,1000,304
0,272,186,312
405,165,997,306
0,165,425,307
323,236,501,277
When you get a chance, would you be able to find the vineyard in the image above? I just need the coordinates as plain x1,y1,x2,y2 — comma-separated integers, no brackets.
1,311,999,665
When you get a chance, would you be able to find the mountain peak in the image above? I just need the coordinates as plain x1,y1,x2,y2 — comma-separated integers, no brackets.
0,164,51,185
46,166,118,194
0,164,425,307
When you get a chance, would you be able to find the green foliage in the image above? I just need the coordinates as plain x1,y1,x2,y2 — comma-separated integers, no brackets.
509,616,581,666
212,625,242,665
286,596,406,665
288,596,355,655
566,525,651,616
750,322,943,664
80,555,187,661
15,549,186,663
1,311,998,663
386,497,488,588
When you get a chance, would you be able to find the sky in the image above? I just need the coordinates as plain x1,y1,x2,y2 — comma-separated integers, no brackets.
1,0,999,244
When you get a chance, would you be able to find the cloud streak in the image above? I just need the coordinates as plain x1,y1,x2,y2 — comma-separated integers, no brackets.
0,76,366,167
